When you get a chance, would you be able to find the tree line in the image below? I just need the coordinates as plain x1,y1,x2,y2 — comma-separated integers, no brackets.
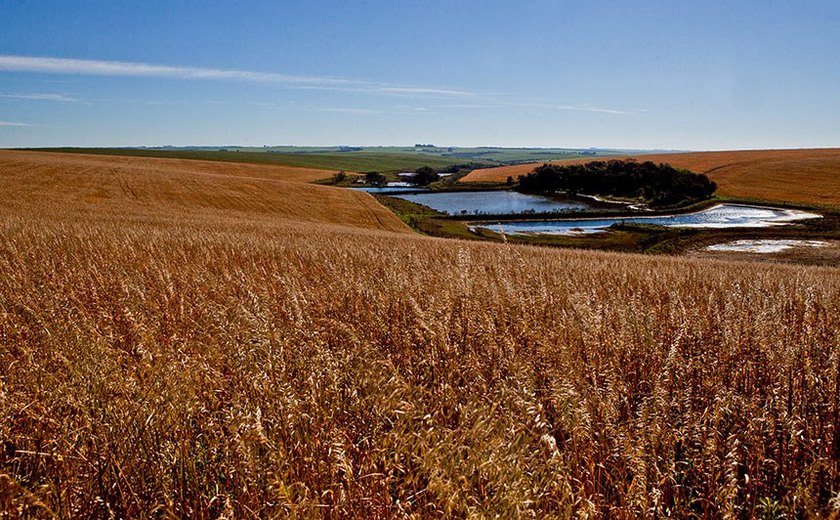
517,159,716,206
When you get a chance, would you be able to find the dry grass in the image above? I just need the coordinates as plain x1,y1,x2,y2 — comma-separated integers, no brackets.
462,148,840,207
0,151,407,233
3,150,344,184
1,152,839,517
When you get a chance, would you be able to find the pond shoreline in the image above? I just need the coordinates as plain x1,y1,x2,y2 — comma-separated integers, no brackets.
474,204,822,236
389,190,607,216
469,202,821,226
368,186,838,266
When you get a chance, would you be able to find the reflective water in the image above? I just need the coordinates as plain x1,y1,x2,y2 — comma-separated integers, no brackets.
393,190,596,215
705,239,829,253
477,204,821,235
354,186,428,193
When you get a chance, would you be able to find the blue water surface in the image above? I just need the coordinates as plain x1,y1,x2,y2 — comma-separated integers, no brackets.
394,190,596,215
478,204,821,235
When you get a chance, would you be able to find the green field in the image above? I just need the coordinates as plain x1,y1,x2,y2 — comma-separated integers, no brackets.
22,146,637,173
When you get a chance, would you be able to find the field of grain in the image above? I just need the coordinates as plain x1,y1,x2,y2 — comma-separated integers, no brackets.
0,151,407,233
1,152,838,517
462,149,840,208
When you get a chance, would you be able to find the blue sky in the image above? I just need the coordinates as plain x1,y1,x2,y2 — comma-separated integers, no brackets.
1,0,838,149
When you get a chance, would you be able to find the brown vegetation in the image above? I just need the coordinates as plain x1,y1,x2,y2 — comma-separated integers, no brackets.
463,148,840,207
1,152,839,517
690,240,840,266
4,149,344,183
0,150,406,233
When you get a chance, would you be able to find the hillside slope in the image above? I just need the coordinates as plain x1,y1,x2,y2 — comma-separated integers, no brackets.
462,148,840,207
0,150,409,233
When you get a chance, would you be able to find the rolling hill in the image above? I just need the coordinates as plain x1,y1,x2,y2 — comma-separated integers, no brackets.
0,150,408,233
462,148,840,207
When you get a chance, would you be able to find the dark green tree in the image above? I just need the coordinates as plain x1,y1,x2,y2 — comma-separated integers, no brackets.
365,171,386,185
413,166,439,186
517,160,716,206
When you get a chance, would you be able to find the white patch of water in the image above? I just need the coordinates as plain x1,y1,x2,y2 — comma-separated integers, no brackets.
705,239,829,254
478,204,822,235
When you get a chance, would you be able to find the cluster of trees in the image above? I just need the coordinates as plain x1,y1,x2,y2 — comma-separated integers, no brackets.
413,166,439,186
361,164,470,187
517,159,717,206
365,171,386,184
332,170,347,183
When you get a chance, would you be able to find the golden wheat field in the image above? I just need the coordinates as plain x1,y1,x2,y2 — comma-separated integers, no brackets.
1,152,839,518
0,151,405,233
462,148,840,208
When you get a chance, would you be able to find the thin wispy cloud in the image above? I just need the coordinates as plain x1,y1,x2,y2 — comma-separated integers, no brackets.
434,103,499,109
315,107,378,115
0,120,37,127
0,54,474,98
518,102,638,115
553,104,636,115
0,55,355,85
0,93,77,102
431,101,641,115
377,87,473,97
0,55,642,118
310,106,438,116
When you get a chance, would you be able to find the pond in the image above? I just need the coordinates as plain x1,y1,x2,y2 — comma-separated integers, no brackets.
475,204,821,235
393,190,598,215
354,185,428,194
705,239,829,253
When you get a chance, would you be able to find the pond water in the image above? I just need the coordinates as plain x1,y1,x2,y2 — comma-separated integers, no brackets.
476,204,821,235
705,239,829,253
393,190,596,215
355,185,428,194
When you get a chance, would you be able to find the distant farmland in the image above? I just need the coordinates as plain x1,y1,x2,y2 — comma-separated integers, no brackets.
462,148,840,208
21,146,636,173
1,151,838,517
23,147,491,172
